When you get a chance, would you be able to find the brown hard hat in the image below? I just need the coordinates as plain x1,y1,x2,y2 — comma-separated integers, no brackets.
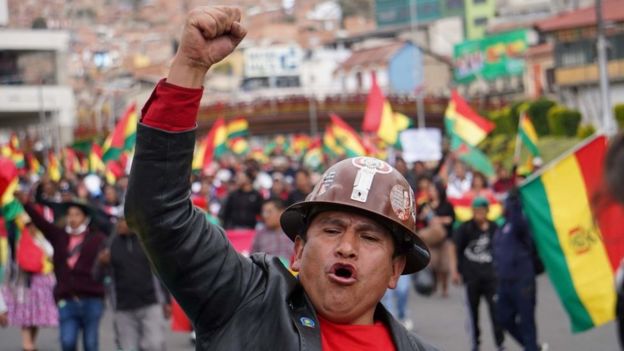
280,156,430,274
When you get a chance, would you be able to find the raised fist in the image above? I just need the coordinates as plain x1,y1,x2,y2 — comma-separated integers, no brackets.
169,6,247,88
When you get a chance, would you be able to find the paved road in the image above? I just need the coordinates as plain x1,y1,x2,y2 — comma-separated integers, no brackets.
0,275,617,350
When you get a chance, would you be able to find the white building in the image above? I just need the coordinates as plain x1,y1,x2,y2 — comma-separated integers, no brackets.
0,29,75,148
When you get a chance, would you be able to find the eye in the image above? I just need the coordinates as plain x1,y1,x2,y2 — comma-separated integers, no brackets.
361,234,380,242
323,227,341,235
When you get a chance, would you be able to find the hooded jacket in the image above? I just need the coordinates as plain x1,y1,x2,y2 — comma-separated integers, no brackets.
125,124,437,351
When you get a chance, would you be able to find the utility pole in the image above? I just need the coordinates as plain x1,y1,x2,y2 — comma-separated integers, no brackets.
595,0,615,135
410,0,426,128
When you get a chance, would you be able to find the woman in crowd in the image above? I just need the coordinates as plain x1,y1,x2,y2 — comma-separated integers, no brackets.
419,182,455,297
2,213,58,351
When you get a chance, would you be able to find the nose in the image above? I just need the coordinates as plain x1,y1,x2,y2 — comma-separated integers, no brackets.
335,230,357,259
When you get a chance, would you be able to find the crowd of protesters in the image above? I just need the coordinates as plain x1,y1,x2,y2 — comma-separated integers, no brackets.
0,139,550,351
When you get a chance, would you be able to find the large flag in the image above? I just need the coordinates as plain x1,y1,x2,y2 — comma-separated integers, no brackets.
102,103,138,162
329,114,367,157
226,117,249,139
362,74,413,146
519,113,540,156
192,118,227,173
445,90,494,146
520,135,624,332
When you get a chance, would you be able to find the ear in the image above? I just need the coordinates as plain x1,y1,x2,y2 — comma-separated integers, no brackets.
387,256,406,289
291,236,305,272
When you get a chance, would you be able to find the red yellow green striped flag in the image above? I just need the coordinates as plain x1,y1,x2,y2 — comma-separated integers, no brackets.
329,114,367,157
293,134,312,157
26,153,43,176
303,138,323,171
519,113,540,156
89,143,106,174
445,90,494,146
0,157,23,221
102,103,138,162
192,118,228,173
520,135,624,332
62,147,82,174
227,137,249,156
323,126,342,158
226,117,249,139
448,194,503,223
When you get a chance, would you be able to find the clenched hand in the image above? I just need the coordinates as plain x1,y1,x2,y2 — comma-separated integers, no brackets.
168,6,247,88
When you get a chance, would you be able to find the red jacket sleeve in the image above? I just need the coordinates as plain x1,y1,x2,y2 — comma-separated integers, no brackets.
141,78,203,132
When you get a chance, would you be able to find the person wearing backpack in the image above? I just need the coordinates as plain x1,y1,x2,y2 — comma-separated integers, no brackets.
493,190,545,351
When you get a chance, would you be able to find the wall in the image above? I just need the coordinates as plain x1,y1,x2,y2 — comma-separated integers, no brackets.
464,0,496,39
388,43,423,93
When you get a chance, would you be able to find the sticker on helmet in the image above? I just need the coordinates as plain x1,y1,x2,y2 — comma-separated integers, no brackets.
350,157,393,203
351,157,392,174
316,171,336,197
390,185,412,222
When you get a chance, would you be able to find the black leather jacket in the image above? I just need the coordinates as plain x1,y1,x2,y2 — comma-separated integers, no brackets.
125,124,439,351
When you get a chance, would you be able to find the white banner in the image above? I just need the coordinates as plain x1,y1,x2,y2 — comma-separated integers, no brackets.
244,45,303,78
400,128,442,162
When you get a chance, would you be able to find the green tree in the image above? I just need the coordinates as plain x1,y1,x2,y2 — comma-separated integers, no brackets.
547,106,582,137
527,98,556,136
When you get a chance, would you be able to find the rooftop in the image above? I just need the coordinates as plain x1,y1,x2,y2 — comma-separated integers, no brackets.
535,0,624,32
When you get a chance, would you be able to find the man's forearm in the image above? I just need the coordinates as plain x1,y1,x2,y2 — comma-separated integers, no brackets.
167,56,209,89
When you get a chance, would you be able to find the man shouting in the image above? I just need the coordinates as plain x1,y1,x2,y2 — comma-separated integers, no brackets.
125,6,437,350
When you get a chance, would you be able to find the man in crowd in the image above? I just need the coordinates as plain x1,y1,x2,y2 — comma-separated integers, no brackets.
450,197,504,351
94,217,171,351
251,199,293,262
493,191,541,351
219,170,262,229
125,6,437,350
287,168,312,206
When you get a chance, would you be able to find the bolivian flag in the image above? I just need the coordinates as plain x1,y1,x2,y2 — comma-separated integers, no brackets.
448,193,503,224
329,114,367,157
89,143,106,174
445,90,494,146
520,135,624,332
226,117,249,139
102,103,138,162
519,113,540,156
193,118,228,173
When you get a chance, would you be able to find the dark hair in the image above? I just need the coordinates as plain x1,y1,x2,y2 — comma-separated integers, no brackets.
263,198,286,210
295,168,310,178
471,172,488,188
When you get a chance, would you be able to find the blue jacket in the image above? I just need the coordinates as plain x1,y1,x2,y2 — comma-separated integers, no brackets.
493,194,535,280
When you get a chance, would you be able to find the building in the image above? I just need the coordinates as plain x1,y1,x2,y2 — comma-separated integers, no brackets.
0,29,75,148
374,0,495,40
535,0,624,124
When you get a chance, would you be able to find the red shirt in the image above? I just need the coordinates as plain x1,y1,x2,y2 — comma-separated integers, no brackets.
319,316,396,351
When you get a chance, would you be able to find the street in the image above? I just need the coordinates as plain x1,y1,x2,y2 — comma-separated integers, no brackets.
0,275,617,350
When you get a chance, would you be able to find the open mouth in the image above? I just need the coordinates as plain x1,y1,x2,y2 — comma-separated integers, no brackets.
328,263,357,285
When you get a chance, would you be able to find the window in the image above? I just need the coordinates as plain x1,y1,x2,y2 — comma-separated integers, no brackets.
473,17,488,27
555,40,595,67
